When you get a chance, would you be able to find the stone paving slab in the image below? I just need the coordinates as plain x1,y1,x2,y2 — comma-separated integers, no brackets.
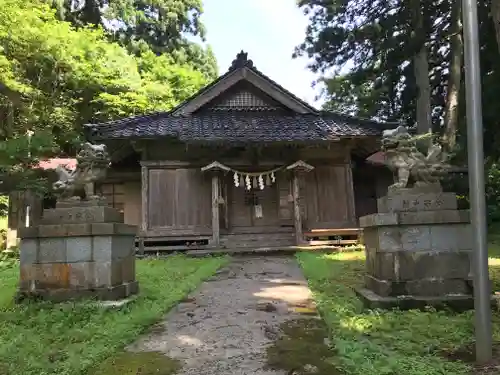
127,256,318,375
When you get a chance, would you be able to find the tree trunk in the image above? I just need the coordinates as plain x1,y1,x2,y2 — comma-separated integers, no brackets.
77,0,101,26
411,0,432,137
443,0,463,152
492,0,500,55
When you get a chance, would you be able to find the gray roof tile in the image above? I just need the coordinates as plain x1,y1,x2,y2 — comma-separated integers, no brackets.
86,111,392,143
85,51,397,143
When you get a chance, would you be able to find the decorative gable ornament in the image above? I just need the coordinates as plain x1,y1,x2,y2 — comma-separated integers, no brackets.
229,50,254,70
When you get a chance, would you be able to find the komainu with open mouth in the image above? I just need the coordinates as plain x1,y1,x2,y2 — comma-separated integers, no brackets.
381,126,451,191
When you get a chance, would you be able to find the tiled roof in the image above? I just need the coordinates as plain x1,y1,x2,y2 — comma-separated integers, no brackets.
86,111,393,143
85,51,398,143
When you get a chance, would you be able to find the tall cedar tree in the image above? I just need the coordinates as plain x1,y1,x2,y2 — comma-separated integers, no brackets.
295,0,500,157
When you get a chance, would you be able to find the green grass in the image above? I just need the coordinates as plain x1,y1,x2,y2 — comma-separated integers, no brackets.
296,249,500,375
0,255,227,375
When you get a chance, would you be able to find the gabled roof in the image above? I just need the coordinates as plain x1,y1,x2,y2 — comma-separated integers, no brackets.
170,51,318,115
85,51,397,143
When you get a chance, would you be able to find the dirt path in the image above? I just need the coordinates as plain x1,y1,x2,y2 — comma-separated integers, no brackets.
126,255,329,375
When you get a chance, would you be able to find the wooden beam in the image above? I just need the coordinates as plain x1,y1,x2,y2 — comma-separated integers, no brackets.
211,174,220,246
141,165,149,234
292,173,306,246
141,160,194,168
345,157,357,225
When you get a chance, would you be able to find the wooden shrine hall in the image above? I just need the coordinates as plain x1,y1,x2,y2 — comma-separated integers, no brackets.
83,51,395,252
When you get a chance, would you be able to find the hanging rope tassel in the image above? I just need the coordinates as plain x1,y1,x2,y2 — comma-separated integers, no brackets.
265,174,272,186
233,172,239,187
245,175,251,190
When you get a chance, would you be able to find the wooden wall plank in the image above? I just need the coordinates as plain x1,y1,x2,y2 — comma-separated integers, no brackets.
141,165,149,232
211,175,220,245
277,173,293,225
124,181,141,226
147,168,211,231
303,165,355,229
292,173,304,244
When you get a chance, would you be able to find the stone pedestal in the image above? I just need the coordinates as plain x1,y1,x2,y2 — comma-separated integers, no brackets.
17,199,139,302
356,187,485,311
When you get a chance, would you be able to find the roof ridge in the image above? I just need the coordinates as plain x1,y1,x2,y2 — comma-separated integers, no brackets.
245,64,319,114
84,111,172,129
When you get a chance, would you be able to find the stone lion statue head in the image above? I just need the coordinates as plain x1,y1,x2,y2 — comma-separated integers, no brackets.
381,125,413,152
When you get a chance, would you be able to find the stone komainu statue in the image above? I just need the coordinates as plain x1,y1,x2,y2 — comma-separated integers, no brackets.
381,126,451,191
52,142,110,200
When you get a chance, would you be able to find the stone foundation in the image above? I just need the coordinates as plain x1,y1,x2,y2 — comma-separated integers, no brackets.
17,199,139,302
357,187,487,311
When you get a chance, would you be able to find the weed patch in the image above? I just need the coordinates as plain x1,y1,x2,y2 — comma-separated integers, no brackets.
297,251,500,375
266,318,340,374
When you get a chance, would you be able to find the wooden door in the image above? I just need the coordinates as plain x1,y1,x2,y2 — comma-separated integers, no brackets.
228,182,253,228
303,165,354,229
147,168,211,232
228,181,280,229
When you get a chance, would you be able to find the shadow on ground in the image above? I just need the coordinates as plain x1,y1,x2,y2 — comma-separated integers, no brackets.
443,343,500,375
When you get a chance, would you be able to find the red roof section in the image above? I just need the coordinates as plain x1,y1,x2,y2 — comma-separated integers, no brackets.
37,158,77,170
365,151,386,166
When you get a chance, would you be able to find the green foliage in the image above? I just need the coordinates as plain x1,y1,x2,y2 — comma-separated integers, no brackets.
0,0,209,191
296,0,425,123
297,250,500,375
50,0,218,80
0,245,18,269
486,162,500,223
296,0,500,159
0,196,7,217
0,255,228,375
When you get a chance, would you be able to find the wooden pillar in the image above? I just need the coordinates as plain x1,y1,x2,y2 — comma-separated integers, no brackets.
345,158,357,226
139,164,149,254
292,173,304,245
211,174,220,247
201,162,231,248
286,160,314,246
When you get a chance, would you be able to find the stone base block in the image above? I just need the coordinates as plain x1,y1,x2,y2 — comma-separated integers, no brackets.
377,190,458,213
55,198,108,208
19,257,137,290
361,221,472,253
16,281,139,303
19,229,137,264
365,274,474,297
355,287,477,311
40,205,123,225
365,251,472,281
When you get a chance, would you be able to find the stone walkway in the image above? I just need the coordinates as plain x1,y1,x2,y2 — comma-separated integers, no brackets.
127,255,321,375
